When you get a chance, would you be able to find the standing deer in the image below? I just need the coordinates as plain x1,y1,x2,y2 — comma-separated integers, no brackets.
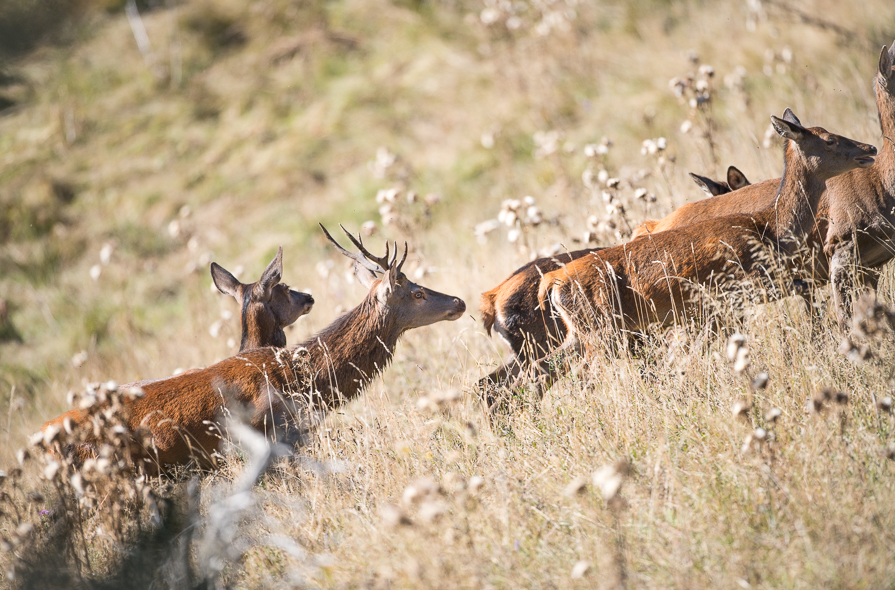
536,110,875,383
211,246,314,351
479,166,751,390
631,43,895,333
42,226,466,473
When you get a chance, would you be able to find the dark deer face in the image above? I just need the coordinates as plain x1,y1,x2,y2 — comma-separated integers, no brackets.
211,247,314,350
375,270,466,330
320,225,466,332
772,109,877,179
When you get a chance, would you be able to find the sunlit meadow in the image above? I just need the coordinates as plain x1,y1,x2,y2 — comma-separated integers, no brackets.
1,0,895,587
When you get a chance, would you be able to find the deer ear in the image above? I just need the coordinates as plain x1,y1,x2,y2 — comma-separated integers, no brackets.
781,108,802,126
210,262,242,298
374,276,392,305
880,45,894,79
689,172,725,197
726,166,749,190
255,247,283,301
352,262,380,288
771,113,805,141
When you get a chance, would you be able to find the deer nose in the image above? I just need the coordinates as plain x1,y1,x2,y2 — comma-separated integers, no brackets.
453,298,466,313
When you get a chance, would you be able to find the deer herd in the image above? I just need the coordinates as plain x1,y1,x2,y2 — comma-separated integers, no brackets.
39,42,895,474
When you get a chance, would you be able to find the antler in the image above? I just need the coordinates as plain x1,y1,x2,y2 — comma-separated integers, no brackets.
395,242,408,275
320,223,403,275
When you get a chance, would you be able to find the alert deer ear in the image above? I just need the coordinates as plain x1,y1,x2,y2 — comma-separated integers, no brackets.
771,112,805,141
689,172,726,197
880,44,894,79
254,246,283,301
374,277,392,305
352,264,380,288
210,262,243,299
726,166,750,190
781,108,802,126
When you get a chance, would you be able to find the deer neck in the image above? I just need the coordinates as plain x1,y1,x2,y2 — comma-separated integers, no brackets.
239,327,285,352
769,141,827,247
297,295,401,406
875,82,895,193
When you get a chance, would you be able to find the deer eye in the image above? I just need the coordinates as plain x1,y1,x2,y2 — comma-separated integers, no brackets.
825,138,835,145
414,291,424,299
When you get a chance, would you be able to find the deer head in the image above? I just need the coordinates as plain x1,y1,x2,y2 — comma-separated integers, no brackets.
210,246,314,350
321,224,466,329
771,108,877,178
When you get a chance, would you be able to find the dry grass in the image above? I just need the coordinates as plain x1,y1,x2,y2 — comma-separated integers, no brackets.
2,0,895,587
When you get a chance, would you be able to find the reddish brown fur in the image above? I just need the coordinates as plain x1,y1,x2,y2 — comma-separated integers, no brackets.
43,232,465,473
479,166,753,390
478,249,595,386
539,112,876,370
631,44,895,331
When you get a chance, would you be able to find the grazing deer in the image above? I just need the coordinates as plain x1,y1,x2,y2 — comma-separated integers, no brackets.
536,110,875,382
689,165,751,198
631,43,895,332
211,246,314,351
42,226,466,473
478,165,752,390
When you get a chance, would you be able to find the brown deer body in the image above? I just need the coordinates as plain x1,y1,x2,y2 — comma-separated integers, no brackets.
477,166,751,391
632,44,895,331
43,227,465,473
479,249,595,387
537,110,875,376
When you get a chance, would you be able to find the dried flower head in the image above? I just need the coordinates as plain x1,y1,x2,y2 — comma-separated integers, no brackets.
563,475,589,497
592,460,630,502
570,560,591,579
732,399,751,419
751,373,769,390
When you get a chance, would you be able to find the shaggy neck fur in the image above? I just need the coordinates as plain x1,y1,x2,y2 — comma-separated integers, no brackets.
876,77,895,193
295,291,401,407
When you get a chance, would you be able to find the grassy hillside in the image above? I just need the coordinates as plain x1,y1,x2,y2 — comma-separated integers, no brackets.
2,0,895,587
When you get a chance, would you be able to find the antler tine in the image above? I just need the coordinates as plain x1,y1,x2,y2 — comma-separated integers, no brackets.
320,223,381,272
339,224,391,271
388,241,397,269
320,223,355,258
395,242,408,274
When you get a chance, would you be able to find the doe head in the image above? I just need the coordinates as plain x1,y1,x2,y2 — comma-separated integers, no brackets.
321,224,466,330
771,108,877,178
210,246,314,350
